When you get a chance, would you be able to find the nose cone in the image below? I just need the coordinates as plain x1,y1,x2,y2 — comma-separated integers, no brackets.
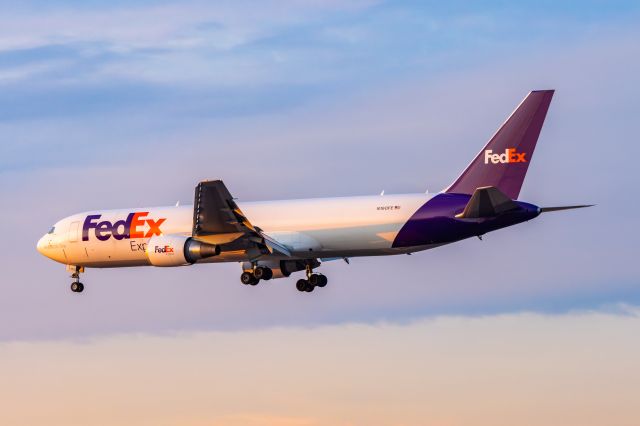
37,234,67,264
36,235,47,255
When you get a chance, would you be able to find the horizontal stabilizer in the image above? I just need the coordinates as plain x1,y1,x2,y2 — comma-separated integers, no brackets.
540,205,594,213
456,186,519,219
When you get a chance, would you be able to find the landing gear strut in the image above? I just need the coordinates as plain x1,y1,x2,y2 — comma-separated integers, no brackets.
69,266,85,293
240,266,273,286
296,264,328,293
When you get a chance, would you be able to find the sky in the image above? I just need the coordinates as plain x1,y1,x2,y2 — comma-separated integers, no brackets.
0,1,639,425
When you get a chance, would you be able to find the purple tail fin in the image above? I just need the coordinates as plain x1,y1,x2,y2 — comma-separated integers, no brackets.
445,90,554,200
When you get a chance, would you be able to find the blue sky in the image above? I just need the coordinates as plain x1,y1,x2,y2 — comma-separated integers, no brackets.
1,0,638,128
1,1,639,341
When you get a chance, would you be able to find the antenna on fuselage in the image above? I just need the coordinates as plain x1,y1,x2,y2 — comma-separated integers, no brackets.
175,201,180,207
380,190,384,196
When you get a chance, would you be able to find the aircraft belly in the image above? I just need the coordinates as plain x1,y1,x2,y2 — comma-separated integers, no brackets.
305,223,400,251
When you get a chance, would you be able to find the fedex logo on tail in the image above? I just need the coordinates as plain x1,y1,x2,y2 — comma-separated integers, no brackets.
82,212,166,241
484,148,527,164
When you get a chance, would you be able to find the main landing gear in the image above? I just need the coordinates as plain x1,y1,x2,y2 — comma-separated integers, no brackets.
296,265,328,293
69,265,85,293
239,262,328,293
240,266,273,286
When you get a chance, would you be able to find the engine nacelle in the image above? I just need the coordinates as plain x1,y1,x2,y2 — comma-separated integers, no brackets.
146,235,220,267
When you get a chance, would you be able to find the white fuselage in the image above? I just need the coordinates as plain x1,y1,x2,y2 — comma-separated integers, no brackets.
37,193,436,268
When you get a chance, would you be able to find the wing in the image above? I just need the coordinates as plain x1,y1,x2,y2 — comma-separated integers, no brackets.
456,186,520,219
192,180,291,258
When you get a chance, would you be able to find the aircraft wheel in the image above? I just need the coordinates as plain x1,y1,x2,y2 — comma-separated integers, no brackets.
71,282,84,293
296,279,308,292
262,267,273,280
309,273,327,287
308,274,319,286
254,267,273,281
305,283,315,292
316,275,328,288
241,272,255,285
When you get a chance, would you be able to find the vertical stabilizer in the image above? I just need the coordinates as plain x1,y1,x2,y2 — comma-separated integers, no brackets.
445,90,554,199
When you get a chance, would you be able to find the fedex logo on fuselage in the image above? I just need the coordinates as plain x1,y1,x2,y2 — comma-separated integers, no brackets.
82,212,166,241
484,148,527,164
155,245,174,254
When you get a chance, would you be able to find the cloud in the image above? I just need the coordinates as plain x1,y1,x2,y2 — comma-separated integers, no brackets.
0,59,70,82
0,1,378,52
4,0,634,91
0,1,381,89
1,309,639,425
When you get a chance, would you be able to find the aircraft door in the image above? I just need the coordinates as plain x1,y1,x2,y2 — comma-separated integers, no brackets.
68,221,80,243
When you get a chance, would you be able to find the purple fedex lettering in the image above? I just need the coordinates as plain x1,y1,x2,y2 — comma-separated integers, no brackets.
82,215,102,241
82,211,164,241
112,216,132,240
95,220,113,241
83,213,135,241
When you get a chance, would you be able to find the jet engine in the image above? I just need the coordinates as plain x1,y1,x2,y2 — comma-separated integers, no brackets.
146,235,220,267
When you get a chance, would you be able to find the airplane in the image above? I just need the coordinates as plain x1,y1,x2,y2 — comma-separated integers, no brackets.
37,90,591,294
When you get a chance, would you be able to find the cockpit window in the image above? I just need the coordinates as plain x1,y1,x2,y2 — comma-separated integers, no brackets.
48,226,55,234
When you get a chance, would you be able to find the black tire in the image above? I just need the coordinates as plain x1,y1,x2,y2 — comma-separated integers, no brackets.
262,267,273,280
254,267,270,280
296,279,308,292
309,274,320,286
240,272,254,285
305,283,315,292
249,277,260,286
77,283,84,293
253,267,263,279
70,282,79,292
316,275,328,287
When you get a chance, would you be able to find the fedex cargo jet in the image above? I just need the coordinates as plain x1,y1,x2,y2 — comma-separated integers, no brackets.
37,90,590,293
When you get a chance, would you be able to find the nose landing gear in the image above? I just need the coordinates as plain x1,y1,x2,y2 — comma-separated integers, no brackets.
68,265,85,293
